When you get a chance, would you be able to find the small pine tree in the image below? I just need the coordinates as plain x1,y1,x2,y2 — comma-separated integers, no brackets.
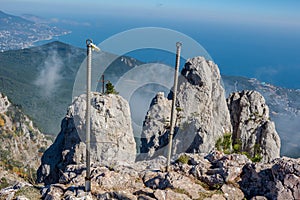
105,81,119,94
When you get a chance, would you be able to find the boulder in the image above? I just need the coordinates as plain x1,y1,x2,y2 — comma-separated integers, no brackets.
221,184,244,200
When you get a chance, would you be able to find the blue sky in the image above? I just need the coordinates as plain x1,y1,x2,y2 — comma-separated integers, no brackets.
2,0,300,30
1,0,300,23
1,0,300,88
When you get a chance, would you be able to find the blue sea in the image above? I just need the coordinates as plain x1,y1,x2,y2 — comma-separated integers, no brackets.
39,15,300,89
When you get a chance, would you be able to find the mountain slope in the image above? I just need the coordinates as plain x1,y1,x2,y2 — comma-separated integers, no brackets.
0,41,143,135
0,92,51,181
0,41,86,134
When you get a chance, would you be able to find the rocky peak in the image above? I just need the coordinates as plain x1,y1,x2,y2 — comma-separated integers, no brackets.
140,57,232,159
37,92,136,184
227,90,281,162
174,57,232,153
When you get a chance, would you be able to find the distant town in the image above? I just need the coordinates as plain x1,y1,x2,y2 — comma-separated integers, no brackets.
0,10,70,52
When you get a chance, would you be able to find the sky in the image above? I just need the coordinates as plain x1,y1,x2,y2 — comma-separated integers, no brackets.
1,0,300,88
2,0,300,24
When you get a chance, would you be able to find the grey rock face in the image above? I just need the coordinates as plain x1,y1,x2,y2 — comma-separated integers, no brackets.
227,90,281,162
240,157,300,200
0,93,10,113
140,57,232,159
0,93,51,170
37,93,136,184
174,57,232,154
72,93,136,163
140,92,172,158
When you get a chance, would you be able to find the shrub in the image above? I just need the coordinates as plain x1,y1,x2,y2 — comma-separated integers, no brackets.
233,143,241,152
177,154,189,164
215,133,232,153
105,81,119,94
176,107,183,112
251,154,263,162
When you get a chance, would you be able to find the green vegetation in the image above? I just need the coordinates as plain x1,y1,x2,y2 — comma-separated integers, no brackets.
177,154,189,164
194,179,223,199
14,186,41,199
215,133,232,154
232,139,242,153
0,148,37,183
105,81,119,94
172,187,190,197
176,107,183,112
251,154,263,162
215,133,263,162
0,177,9,190
0,42,86,134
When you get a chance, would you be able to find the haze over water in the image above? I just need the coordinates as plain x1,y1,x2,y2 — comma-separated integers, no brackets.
2,0,300,89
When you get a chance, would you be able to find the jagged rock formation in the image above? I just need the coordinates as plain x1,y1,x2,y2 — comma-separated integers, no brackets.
222,75,300,158
0,93,51,171
240,157,300,199
140,92,172,157
36,152,299,200
140,57,232,159
174,57,232,153
37,93,136,184
227,90,281,162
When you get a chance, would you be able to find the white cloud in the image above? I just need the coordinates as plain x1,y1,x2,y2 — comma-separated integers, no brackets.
34,51,63,97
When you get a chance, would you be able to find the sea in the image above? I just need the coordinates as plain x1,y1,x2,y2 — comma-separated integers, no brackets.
35,15,300,90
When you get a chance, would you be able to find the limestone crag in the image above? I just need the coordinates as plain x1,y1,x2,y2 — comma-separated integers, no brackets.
140,92,172,158
0,93,51,171
71,92,136,163
227,90,281,162
174,57,232,154
140,57,232,158
37,93,136,185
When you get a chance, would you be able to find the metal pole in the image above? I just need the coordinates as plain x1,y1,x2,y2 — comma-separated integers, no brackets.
167,42,182,172
102,74,105,94
85,39,92,192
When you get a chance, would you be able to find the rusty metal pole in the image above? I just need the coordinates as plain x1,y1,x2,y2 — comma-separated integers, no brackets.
167,42,182,172
102,74,105,94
